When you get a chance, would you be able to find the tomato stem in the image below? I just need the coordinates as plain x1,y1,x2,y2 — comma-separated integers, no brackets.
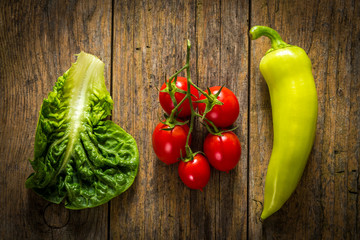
165,61,191,121
168,91,188,122
185,40,195,158
167,43,192,123
166,76,178,108
189,81,211,99
194,112,219,133
168,65,188,81
167,39,220,159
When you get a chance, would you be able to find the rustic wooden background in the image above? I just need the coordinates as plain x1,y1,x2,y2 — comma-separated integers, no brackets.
1,0,359,239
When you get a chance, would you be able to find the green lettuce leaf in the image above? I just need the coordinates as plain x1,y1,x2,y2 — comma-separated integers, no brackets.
26,52,139,209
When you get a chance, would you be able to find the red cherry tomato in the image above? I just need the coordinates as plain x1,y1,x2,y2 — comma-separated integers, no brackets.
198,86,239,127
159,76,199,118
178,154,210,190
203,131,241,172
152,122,190,165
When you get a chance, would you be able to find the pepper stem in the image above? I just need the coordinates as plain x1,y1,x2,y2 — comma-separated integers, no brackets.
249,26,290,53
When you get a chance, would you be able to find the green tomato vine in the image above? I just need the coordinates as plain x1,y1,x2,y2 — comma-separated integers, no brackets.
163,40,224,162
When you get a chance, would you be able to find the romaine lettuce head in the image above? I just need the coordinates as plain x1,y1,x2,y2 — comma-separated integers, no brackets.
26,52,139,209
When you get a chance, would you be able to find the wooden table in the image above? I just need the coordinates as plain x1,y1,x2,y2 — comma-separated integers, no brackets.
1,0,359,239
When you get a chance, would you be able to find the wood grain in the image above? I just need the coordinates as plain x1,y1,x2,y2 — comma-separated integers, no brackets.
0,0,112,239
111,0,196,238
0,0,359,239
218,0,249,239
191,0,222,239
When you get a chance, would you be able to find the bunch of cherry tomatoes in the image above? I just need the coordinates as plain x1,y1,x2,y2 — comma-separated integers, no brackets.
152,41,241,191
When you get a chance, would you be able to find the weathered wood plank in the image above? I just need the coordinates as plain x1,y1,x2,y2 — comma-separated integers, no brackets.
328,1,359,238
110,0,196,238
190,0,221,239
349,3,360,239
249,0,359,239
218,0,249,239
0,0,112,239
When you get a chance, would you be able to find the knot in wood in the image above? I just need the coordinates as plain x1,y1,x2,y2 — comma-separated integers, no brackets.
43,203,70,229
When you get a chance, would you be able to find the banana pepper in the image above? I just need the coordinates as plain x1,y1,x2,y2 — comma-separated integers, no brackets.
250,26,318,220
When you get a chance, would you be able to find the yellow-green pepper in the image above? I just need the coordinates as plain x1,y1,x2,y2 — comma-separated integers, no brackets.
249,26,318,220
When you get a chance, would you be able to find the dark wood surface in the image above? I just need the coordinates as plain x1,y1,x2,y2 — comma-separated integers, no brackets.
0,0,359,239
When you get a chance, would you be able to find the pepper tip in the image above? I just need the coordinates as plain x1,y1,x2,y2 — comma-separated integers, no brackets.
260,211,268,221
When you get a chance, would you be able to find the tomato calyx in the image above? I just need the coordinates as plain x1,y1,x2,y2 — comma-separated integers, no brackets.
181,150,206,163
159,116,189,131
196,86,225,120
204,121,239,137
160,76,188,108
